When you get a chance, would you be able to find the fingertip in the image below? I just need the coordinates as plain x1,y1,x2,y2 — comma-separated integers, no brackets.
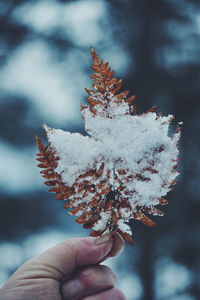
73,234,113,267
107,232,124,257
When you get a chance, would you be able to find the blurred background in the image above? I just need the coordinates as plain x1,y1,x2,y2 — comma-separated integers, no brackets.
0,0,200,299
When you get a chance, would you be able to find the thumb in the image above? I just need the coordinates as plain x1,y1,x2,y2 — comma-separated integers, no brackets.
19,234,116,280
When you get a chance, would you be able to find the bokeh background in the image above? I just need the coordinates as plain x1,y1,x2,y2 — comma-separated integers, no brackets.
0,0,200,299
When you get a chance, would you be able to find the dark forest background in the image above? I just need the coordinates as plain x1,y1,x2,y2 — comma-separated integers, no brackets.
0,0,200,299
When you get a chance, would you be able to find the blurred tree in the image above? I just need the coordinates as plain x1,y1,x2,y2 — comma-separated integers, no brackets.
0,192,60,240
106,0,200,299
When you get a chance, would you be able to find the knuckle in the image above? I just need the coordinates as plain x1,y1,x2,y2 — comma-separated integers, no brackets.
101,265,116,282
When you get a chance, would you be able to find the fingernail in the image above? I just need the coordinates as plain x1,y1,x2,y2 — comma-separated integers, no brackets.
94,234,112,246
62,279,83,299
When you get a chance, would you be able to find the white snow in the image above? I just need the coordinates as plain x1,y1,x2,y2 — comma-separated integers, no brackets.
118,220,132,234
45,85,180,235
93,212,110,231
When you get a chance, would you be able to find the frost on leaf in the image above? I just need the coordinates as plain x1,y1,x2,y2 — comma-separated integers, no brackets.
36,48,181,243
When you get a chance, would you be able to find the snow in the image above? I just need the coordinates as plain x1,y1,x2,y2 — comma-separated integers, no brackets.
93,212,110,231
118,220,132,234
45,125,102,186
45,79,180,236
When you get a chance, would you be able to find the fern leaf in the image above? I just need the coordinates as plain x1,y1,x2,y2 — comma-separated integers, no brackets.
35,49,181,243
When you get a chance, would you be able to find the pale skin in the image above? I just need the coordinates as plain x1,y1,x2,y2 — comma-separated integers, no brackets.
0,233,125,300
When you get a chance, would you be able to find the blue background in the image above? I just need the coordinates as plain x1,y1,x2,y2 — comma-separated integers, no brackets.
0,1,200,299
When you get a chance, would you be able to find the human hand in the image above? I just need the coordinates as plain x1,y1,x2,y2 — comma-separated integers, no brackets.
0,233,125,300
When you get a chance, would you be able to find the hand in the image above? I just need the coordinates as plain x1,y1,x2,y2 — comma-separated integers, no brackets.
0,233,125,300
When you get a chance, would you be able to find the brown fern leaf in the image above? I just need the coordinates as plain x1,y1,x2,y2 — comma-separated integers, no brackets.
84,48,137,117
35,49,181,244
35,135,74,200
